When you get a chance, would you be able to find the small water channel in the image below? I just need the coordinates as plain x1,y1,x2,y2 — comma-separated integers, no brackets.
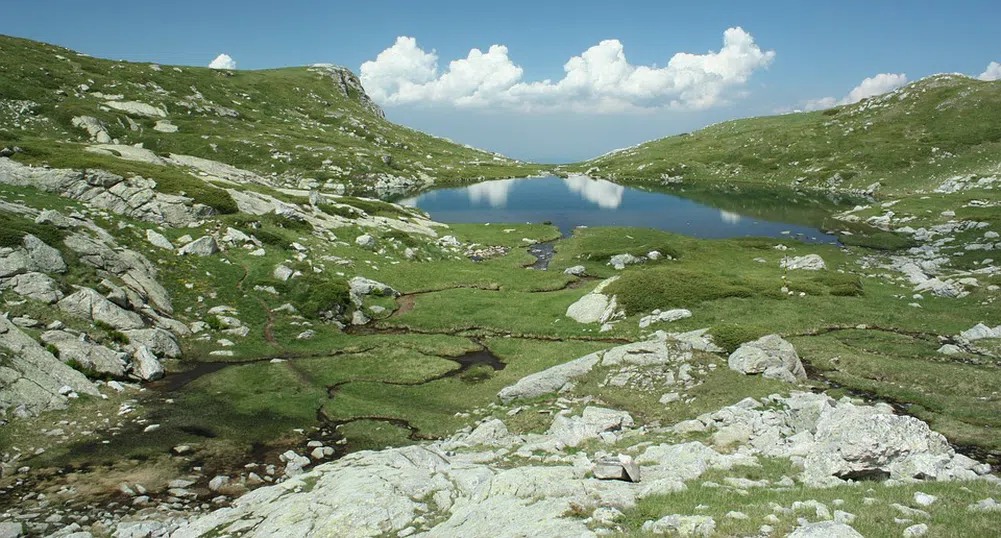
399,176,854,243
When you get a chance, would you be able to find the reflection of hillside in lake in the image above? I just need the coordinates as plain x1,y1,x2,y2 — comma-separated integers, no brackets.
399,176,854,243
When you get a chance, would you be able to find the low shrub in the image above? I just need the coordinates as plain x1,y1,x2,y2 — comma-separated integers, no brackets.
708,323,770,354
0,211,66,249
283,275,352,319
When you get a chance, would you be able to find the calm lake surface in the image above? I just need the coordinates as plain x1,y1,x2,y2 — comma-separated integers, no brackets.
400,176,843,243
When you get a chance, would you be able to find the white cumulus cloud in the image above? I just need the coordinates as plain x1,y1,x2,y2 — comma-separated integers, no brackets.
979,61,1001,81
563,175,624,209
466,178,522,207
208,54,237,70
360,28,775,113
802,73,908,111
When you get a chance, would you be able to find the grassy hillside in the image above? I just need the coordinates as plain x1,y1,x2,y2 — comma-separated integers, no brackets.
0,35,545,193
568,74,1001,195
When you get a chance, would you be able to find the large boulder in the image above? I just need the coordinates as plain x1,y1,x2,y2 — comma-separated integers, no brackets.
102,100,167,118
0,315,99,418
58,287,145,330
804,402,956,484
547,406,634,448
728,334,806,382
124,328,181,358
130,346,164,381
177,236,220,257
639,309,692,329
145,229,174,249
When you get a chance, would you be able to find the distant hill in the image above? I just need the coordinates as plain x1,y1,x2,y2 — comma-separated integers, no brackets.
0,35,544,195
568,74,1001,195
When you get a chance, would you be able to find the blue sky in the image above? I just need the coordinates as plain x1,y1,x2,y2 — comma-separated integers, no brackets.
4,1,999,162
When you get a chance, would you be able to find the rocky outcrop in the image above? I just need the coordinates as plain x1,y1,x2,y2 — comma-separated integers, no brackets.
728,334,807,383
63,232,173,314
498,335,692,402
0,158,213,227
58,287,145,330
40,330,129,378
690,391,991,486
0,234,67,278
0,315,99,418
170,401,744,538
788,521,864,538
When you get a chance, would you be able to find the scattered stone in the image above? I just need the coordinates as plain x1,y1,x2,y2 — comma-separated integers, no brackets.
563,265,586,276
781,254,827,271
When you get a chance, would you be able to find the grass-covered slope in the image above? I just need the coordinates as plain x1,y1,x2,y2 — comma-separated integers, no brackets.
568,74,1001,195
0,35,545,193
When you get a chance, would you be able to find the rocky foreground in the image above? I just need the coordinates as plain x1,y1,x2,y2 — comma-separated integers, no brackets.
49,334,996,538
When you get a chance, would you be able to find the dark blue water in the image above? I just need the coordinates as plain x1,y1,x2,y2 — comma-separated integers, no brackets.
400,176,838,243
